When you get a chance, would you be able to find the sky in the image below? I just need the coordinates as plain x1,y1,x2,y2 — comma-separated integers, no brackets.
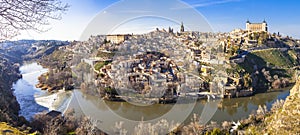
15,0,300,41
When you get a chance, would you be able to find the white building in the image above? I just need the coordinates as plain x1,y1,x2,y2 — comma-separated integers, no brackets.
246,20,268,32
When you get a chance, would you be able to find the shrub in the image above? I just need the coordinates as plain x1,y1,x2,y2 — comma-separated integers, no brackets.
181,114,205,135
271,99,285,113
133,119,179,135
272,79,282,89
75,116,103,135
207,128,222,135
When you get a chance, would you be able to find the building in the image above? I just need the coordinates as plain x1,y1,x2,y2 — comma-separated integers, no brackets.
106,34,130,44
46,110,62,118
200,65,213,76
180,22,184,33
246,20,268,32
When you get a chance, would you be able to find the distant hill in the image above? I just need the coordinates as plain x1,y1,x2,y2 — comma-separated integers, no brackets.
0,40,69,63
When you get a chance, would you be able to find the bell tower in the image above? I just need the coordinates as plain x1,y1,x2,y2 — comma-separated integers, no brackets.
180,22,185,33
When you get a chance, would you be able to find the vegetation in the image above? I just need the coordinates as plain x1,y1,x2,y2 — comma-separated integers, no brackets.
72,62,92,86
37,68,74,91
39,50,74,69
0,58,26,125
0,0,69,40
0,122,27,135
31,109,104,135
265,77,300,134
96,51,115,59
226,49,297,92
236,49,298,74
37,50,75,91
243,73,252,88
0,57,35,134
248,31,269,45
94,61,111,72
252,49,298,68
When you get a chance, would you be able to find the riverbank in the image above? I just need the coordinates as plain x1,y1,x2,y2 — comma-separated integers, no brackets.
101,86,291,104
13,63,73,120
35,68,74,92
35,50,74,92
12,62,87,134
210,77,300,134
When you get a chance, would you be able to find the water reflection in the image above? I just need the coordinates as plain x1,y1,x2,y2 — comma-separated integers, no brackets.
13,63,49,120
105,101,174,121
217,89,290,116
72,88,289,125
188,89,290,123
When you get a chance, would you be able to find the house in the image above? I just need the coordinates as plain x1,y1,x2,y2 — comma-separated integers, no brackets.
201,65,213,76
46,110,62,118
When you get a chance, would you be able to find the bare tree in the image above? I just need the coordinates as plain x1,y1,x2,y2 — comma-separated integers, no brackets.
0,0,69,40
76,116,103,135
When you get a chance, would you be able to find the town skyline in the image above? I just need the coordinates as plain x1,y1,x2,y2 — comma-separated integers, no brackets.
14,0,300,41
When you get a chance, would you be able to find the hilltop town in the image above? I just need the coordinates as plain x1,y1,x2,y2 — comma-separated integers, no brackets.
35,20,300,103
2,0,300,134
0,20,300,135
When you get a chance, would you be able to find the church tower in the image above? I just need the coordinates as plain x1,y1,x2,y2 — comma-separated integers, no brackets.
262,19,268,32
246,19,250,31
180,22,185,33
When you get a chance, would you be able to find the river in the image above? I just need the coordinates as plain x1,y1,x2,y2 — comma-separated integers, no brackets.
13,63,290,133
13,63,72,120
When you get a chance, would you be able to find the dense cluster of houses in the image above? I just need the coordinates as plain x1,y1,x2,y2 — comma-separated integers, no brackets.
70,21,295,99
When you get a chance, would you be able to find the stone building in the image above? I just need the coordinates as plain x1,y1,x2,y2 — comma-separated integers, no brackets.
246,20,268,32
106,34,130,44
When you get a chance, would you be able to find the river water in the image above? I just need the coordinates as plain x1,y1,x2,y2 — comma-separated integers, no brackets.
13,63,72,120
13,63,290,133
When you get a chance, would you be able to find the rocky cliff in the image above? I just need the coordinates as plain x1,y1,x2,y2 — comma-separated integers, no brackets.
0,57,24,126
266,77,300,134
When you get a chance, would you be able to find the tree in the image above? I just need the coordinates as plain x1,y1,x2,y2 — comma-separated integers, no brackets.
243,73,252,88
0,0,69,40
194,40,203,47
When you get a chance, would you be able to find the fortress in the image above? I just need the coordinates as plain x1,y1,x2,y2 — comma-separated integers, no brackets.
106,34,130,44
246,20,268,32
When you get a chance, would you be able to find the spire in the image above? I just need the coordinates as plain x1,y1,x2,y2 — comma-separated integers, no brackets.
246,19,250,23
263,19,267,23
180,22,184,33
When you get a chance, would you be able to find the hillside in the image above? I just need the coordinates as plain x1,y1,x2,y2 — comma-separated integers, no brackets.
252,49,298,68
266,76,300,134
0,122,28,135
237,49,298,73
0,40,69,63
226,48,299,92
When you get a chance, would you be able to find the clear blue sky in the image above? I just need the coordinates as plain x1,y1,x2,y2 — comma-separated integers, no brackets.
16,0,300,40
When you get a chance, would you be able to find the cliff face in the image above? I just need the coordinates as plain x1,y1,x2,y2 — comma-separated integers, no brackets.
0,57,24,125
266,77,300,134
